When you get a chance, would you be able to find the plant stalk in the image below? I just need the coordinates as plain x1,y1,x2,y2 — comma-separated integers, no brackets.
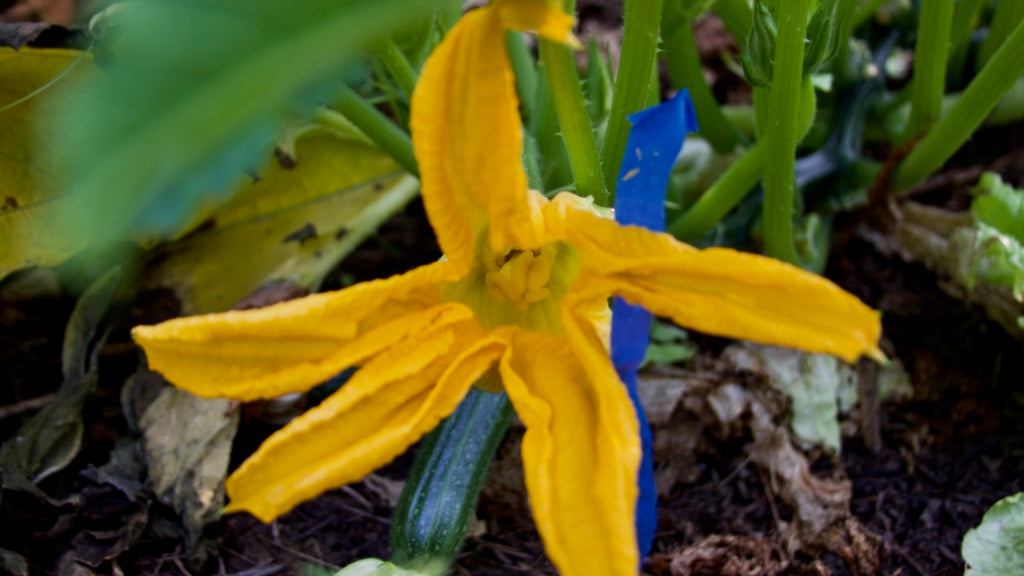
663,18,745,153
903,0,955,141
379,36,418,98
891,17,1024,192
540,38,608,204
335,84,418,176
711,0,753,41
761,0,813,264
669,142,766,241
602,0,664,201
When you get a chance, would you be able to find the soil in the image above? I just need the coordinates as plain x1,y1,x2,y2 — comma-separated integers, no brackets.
2,3,1024,576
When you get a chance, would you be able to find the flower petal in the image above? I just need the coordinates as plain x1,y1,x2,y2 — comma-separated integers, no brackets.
225,312,507,522
495,0,581,47
411,1,575,270
552,198,883,362
498,325,640,576
132,262,455,401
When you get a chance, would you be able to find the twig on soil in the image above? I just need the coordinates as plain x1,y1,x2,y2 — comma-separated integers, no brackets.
759,467,786,539
891,542,930,576
338,485,375,511
0,392,55,420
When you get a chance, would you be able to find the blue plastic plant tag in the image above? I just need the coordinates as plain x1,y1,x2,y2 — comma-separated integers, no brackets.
610,89,697,560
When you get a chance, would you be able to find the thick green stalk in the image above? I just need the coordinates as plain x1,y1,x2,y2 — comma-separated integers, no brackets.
539,39,608,204
669,142,766,241
506,32,538,126
379,36,418,98
664,18,745,153
761,0,813,264
977,0,1024,69
335,84,418,176
711,0,753,41
891,17,1024,192
947,0,985,87
903,0,955,141
602,0,664,201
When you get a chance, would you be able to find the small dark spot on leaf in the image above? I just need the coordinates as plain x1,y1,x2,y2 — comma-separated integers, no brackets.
335,227,349,240
3,196,19,210
283,222,317,244
233,282,309,310
373,181,385,191
191,218,216,234
274,147,297,169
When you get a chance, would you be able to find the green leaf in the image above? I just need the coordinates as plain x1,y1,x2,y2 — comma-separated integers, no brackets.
643,321,695,367
45,0,441,247
0,47,94,280
140,122,416,313
972,173,1024,244
963,492,1024,576
952,223,1024,301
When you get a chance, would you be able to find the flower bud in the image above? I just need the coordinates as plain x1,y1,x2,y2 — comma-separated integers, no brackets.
804,0,846,74
741,1,777,88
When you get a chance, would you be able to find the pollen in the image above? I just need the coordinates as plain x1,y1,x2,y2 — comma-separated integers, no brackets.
485,245,557,309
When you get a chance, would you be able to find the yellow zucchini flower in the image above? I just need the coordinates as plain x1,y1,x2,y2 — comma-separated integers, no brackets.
132,1,882,574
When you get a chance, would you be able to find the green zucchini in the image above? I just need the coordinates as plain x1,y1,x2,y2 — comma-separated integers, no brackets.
390,388,513,575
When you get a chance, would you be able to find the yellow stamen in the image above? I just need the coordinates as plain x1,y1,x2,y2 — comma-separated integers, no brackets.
484,246,558,310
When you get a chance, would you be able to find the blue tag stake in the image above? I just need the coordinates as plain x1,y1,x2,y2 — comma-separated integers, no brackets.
610,90,697,561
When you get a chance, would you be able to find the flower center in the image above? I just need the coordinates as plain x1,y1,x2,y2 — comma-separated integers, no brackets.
484,245,557,310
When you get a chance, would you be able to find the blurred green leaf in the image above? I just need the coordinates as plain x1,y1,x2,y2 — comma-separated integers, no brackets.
0,47,94,280
963,492,1024,576
140,123,417,313
643,320,695,367
45,0,441,248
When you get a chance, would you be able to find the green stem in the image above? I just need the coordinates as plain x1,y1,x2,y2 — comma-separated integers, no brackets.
540,39,608,204
761,0,812,264
506,32,538,126
891,17,1024,192
977,0,1024,69
722,104,756,138
711,0,753,41
664,18,745,153
335,84,418,176
669,142,766,241
903,0,955,141
947,0,985,87
379,36,418,98
602,0,664,201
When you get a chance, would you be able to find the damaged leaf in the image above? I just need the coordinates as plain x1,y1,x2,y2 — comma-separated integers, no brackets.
141,125,415,314
723,343,857,454
140,386,239,545
0,47,94,280
0,268,122,494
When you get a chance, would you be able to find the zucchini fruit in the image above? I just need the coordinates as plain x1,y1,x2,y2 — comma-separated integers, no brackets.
390,388,513,575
